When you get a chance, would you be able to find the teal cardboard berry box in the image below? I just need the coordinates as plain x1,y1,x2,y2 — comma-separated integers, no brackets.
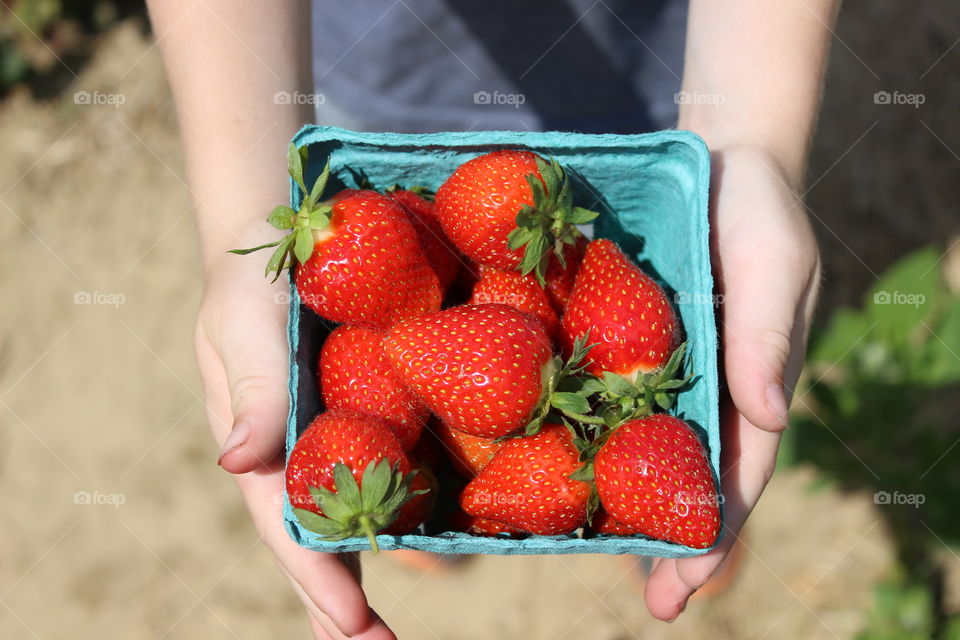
283,126,721,558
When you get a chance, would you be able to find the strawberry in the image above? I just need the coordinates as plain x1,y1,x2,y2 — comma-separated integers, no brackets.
318,325,428,451
384,304,598,439
589,509,638,536
449,510,524,537
560,239,689,422
468,267,560,340
232,145,441,329
593,414,720,549
387,187,462,291
286,411,430,552
460,425,591,535
544,234,588,312
434,150,597,281
431,418,502,478
561,238,679,378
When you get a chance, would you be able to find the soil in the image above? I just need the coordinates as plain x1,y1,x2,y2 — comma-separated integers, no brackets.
3,3,958,636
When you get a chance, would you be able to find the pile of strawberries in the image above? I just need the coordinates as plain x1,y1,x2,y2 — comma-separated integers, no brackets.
236,145,721,553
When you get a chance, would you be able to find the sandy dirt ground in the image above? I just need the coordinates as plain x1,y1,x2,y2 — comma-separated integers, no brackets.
3,8,955,638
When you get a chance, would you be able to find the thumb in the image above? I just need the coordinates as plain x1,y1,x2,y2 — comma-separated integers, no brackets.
215,297,290,474
719,246,819,432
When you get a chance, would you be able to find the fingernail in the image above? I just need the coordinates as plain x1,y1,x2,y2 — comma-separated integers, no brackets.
218,421,250,465
764,384,789,429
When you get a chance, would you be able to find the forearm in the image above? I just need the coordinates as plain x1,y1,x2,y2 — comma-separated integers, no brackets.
146,0,313,270
679,0,840,188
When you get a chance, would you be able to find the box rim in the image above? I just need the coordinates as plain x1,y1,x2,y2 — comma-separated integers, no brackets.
283,126,720,557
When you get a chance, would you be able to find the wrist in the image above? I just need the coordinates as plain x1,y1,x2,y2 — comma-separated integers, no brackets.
678,108,812,193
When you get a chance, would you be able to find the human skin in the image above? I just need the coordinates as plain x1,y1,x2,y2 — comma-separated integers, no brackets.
148,0,834,635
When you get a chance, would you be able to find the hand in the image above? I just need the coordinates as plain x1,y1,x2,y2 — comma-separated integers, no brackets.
644,146,821,620
195,235,397,640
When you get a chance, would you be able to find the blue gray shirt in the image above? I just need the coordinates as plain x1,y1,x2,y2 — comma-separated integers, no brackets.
312,0,687,133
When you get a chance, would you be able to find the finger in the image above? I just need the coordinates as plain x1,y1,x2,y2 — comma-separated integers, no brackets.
208,288,290,473
645,404,781,619
308,615,335,640
280,563,397,640
718,236,818,432
235,469,381,638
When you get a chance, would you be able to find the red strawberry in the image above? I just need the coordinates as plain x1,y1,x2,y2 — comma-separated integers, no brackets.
384,304,553,438
232,147,441,329
386,304,600,439
560,238,679,378
432,418,503,478
434,151,596,280
449,510,523,537
318,325,428,450
544,234,588,312
593,414,720,549
589,509,638,536
286,411,430,552
460,425,590,535
387,188,462,291
469,267,560,340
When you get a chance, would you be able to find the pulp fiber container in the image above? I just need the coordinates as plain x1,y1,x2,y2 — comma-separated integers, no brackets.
283,126,720,558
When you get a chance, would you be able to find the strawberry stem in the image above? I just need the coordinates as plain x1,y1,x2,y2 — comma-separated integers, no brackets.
358,514,380,555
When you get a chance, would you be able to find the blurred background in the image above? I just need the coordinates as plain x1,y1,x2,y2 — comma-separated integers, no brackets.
1,1,959,638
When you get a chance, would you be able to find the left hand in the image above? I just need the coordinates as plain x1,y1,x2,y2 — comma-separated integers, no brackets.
643,145,821,620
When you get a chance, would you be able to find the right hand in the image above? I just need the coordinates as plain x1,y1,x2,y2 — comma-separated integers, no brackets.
195,239,397,640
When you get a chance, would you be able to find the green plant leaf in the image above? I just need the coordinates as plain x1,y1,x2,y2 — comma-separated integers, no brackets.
568,461,594,482
228,240,282,255
287,142,307,195
508,226,537,251
567,206,599,224
551,392,592,415
602,371,636,397
359,460,391,513
331,463,361,506
308,206,331,230
307,158,331,207
293,228,314,264
267,205,297,230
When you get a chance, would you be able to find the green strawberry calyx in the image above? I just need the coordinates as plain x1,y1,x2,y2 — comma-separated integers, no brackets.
594,343,692,427
292,459,427,555
228,143,333,282
523,332,607,437
507,156,599,284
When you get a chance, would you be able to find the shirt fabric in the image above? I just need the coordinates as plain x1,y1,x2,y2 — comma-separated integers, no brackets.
311,0,688,134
